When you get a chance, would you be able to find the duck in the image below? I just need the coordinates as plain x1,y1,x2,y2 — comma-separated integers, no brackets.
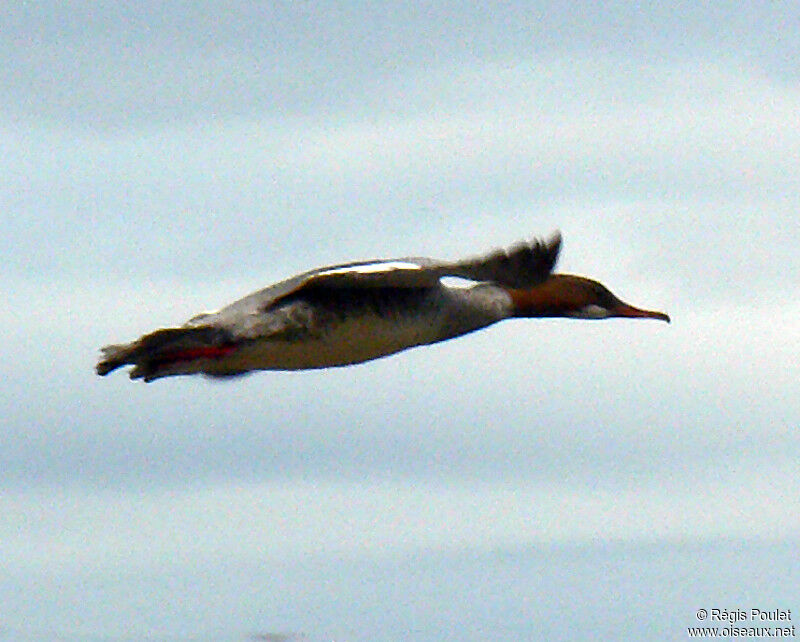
96,231,669,382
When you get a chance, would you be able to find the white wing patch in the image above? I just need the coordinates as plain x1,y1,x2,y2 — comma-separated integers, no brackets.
316,261,422,276
185,310,221,326
440,276,478,289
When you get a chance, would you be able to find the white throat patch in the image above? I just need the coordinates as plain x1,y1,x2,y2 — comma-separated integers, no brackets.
570,304,610,319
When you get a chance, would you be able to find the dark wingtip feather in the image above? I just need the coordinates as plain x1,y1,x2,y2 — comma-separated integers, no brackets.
536,229,562,278
455,230,562,288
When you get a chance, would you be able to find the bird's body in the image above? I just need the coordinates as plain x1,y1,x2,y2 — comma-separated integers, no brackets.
97,232,669,382
198,284,506,374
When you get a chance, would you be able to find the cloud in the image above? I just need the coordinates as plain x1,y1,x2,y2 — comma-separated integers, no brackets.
4,56,799,302
4,2,799,129
3,6,799,639
3,468,798,582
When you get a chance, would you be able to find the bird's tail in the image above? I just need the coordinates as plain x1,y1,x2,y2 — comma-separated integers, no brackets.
96,326,238,382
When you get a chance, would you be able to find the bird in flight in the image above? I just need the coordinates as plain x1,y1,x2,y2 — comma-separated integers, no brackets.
96,232,668,382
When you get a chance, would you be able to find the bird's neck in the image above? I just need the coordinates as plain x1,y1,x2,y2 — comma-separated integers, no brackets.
506,287,566,317
505,276,582,318
437,283,515,339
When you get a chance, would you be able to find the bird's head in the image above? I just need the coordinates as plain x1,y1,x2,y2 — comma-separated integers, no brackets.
507,274,670,322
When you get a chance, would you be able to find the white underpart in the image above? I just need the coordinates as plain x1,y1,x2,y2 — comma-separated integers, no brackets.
214,306,445,371
316,261,422,276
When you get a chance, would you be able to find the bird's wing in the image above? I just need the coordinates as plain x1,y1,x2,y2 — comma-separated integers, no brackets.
440,231,561,288
207,231,561,321
208,260,444,323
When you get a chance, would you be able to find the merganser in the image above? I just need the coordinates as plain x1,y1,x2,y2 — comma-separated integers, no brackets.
96,232,669,382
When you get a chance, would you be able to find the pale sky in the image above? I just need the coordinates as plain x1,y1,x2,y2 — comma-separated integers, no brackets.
2,3,799,640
